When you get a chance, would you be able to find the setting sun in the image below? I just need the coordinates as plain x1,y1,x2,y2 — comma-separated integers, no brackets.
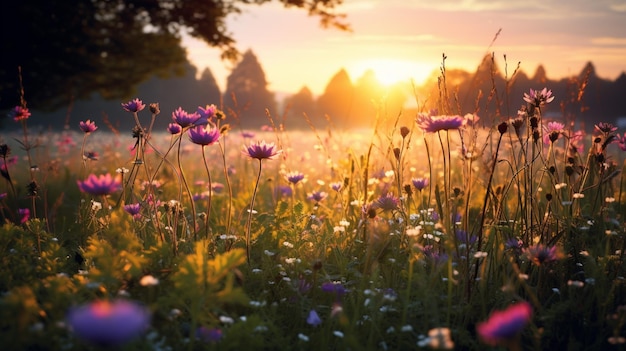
347,58,435,87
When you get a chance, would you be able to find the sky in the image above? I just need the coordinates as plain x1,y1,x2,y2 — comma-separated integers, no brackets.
182,0,626,96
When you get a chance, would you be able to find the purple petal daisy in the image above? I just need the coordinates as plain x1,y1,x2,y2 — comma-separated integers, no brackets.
167,123,182,135
121,98,145,113
79,120,98,133
242,140,282,160
285,171,305,185
67,299,151,346
77,174,121,196
307,190,328,203
196,104,217,125
188,125,221,146
172,107,203,128
374,192,399,212
477,301,532,346
123,203,141,220
416,113,465,133
412,177,429,191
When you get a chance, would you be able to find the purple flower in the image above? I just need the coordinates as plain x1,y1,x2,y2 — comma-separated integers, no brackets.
121,98,145,113
77,174,121,196
196,104,217,125
456,229,476,245
9,106,31,122
18,208,30,224
412,177,429,191
595,122,618,134
285,171,305,185
172,107,202,128
123,203,141,220
416,113,465,133
188,125,221,146
330,182,343,192
307,191,328,203
167,123,182,135
306,309,322,327
618,134,626,151
505,237,523,251
241,131,256,139
196,326,222,342
67,299,150,346
523,88,555,107
373,192,399,212
523,244,560,266
242,140,282,160
79,120,98,133
276,185,293,198
477,301,532,346
321,282,346,297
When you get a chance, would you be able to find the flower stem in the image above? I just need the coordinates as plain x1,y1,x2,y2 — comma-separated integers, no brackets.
245,160,263,263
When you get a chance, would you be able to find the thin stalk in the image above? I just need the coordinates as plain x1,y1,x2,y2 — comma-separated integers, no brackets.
245,159,263,263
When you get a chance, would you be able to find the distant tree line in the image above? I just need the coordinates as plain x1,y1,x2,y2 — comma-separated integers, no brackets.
7,52,626,133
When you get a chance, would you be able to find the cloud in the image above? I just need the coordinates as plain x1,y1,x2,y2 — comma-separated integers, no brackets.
591,37,626,46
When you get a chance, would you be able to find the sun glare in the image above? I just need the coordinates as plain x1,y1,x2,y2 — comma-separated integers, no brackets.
349,59,435,87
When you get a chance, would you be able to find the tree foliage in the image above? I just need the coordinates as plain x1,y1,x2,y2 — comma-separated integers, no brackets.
1,0,348,112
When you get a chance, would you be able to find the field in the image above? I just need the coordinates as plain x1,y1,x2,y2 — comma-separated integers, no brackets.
1,90,626,350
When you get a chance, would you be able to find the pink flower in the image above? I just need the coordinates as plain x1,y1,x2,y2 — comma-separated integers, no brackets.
79,120,98,133
543,121,565,144
67,299,150,346
416,113,465,133
188,125,220,146
523,88,555,107
618,134,626,151
242,140,282,160
121,98,145,113
77,174,121,196
9,106,31,122
477,301,532,346
18,208,30,224
523,244,560,266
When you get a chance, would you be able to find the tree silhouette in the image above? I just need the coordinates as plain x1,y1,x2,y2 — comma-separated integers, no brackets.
224,50,276,128
1,0,348,112
283,86,319,129
316,69,354,128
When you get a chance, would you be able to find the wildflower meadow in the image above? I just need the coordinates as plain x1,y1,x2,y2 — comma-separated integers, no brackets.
2,74,626,351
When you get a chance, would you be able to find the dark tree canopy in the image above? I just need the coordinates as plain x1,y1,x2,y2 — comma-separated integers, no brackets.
1,0,348,112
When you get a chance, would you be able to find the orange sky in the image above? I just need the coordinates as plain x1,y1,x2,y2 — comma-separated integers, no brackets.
183,0,626,96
